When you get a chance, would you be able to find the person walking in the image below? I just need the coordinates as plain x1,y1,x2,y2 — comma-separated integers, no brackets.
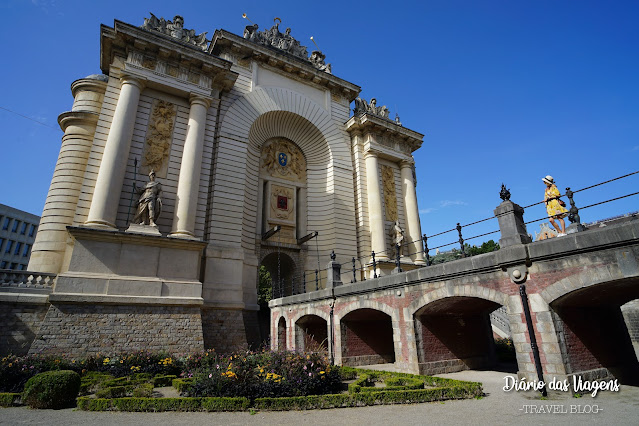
543,175,568,236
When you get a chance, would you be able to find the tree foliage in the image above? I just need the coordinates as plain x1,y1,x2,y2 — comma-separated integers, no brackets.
428,240,500,265
257,266,272,307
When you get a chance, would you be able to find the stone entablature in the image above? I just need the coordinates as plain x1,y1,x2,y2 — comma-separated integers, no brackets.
101,20,239,96
210,30,360,101
346,113,423,160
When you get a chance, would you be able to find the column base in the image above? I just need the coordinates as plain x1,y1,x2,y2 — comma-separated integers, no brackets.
169,230,200,240
83,220,118,231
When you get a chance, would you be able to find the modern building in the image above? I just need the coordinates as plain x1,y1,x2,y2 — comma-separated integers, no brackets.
0,204,39,271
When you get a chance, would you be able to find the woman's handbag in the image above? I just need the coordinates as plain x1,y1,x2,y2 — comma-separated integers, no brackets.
558,199,566,207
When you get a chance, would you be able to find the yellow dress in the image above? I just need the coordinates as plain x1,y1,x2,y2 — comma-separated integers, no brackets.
545,185,568,218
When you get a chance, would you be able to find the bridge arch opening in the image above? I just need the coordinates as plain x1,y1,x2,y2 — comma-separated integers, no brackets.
277,317,287,350
340,308,395,366
295,315,328,354
413,296,507,375
550,278,639,385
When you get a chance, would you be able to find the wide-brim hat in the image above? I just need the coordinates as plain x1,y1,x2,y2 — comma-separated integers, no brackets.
542,175,554,185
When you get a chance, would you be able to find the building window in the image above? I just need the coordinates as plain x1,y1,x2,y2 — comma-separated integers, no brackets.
20,222,28,235
5,240,13,253
29,224,36,237
23,244,31,257
11,220,20,233
0,238,4,251
17,264,25,270
2,217,10,230
14,242,22,256
0,261,6,269
10,263,16,270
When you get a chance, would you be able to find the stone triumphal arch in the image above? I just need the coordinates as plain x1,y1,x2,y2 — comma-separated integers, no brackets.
11,14,425,356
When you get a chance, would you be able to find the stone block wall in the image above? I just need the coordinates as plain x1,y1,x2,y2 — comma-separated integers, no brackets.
340,318,395,366
29,304,204,356
201,308,248,353
0,302,49,356
621,299,639,361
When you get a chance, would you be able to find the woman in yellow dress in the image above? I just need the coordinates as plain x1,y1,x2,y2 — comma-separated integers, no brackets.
543,175,568,236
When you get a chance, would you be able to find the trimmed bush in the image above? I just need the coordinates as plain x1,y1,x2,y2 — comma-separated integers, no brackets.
0,393,21,407
95,385,128,399
133,383,154,398
22,370,81,409
172,377,193,393
153,375,177,387
77,396,250,412
79,371,114,395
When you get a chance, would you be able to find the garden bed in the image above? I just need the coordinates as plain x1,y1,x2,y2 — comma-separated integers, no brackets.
1,351,482,411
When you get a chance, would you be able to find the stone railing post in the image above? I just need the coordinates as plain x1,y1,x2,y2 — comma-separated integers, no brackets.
494,200,532,247
325,251,342,289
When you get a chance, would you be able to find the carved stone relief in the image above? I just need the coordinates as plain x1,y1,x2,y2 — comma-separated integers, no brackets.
382,165,398,222
141,99,177,178
261,139,306,182
270,184,295,222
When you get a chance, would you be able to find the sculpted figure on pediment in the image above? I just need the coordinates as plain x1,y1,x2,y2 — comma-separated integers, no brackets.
141,13,209,50
353,97,392,119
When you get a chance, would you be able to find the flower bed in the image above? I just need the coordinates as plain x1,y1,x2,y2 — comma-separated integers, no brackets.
0,350,482,411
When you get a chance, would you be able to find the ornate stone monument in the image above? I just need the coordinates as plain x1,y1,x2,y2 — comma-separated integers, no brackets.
12,13,426,356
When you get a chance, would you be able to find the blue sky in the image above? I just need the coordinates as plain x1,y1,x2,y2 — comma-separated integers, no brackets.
1,1,637,251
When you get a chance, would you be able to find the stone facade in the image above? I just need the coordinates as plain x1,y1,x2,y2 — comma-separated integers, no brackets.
3,14,426,356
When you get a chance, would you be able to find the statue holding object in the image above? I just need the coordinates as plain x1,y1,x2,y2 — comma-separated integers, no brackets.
133,170,163,227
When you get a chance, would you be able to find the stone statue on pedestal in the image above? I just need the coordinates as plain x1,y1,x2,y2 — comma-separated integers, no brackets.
133,170,162,227
390,220,405,257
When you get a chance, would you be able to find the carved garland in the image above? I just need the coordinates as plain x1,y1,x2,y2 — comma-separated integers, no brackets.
141,99,176,178
382,165,398,222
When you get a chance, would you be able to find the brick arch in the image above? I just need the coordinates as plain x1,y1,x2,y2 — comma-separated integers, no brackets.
408,285,510,317
335,299,399,324
290,307,330,325
211,86,355,257
541,264,639,305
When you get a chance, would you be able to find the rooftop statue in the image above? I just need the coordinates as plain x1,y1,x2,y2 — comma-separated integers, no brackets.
141,13,209,51
242,17,331,74
353,97,392,119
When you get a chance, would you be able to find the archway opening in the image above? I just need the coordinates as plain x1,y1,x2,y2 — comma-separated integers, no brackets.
414,296,505,375
340,308,395,366
261,252,296,298
277,317,287,350
551,278,639,385
295,315,328,354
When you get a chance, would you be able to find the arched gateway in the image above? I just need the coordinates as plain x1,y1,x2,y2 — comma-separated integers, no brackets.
17,14,425,356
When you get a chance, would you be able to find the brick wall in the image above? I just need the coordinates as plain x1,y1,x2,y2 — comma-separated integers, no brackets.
295,316,328,352
30,303,204,356
341,319,394,365
277,317,287,350
0,302,48,356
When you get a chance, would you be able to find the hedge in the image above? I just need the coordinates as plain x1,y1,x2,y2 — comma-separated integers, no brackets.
76,396,250,412
0,393,21,407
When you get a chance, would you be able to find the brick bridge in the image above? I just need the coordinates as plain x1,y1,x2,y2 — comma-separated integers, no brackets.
270,201,639,385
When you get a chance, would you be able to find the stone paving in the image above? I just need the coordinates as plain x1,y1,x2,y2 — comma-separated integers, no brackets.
1,369,637,425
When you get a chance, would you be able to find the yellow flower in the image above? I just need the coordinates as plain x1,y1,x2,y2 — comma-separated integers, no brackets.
319,371,325,375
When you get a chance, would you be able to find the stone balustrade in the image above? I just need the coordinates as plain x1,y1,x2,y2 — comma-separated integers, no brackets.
0,270,56,290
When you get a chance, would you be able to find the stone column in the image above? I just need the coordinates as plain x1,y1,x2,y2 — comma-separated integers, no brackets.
400,160,425,264
170,94,212,239
85,75,144,229
365,151,388,260
28,76,108,273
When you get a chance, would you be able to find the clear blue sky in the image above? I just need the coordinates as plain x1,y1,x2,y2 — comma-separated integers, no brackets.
1,1,637,250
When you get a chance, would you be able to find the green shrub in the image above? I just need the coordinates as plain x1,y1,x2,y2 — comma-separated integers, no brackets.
0,392,21,407
201,397,250,411
95,385,128,399
22,370,81,409
132,383,154,398
153,374,177,387
172,377,193,393
77,397,112,411
79,371,114,395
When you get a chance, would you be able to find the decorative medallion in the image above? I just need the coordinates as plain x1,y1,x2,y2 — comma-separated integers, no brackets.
270,184,294,221
278,152,288,167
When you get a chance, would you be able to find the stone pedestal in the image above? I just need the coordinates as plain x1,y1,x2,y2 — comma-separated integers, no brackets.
326,260,342,289
30,226,207,356
126,223,162,236
494,201,532,247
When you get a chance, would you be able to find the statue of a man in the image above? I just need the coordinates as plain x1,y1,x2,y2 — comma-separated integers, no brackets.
133,170,162,226
390,220,405,257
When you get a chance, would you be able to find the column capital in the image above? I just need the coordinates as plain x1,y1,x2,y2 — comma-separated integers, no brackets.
363,150,379,160
189,93,213,109
400,159,415,169
119,73,146,91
